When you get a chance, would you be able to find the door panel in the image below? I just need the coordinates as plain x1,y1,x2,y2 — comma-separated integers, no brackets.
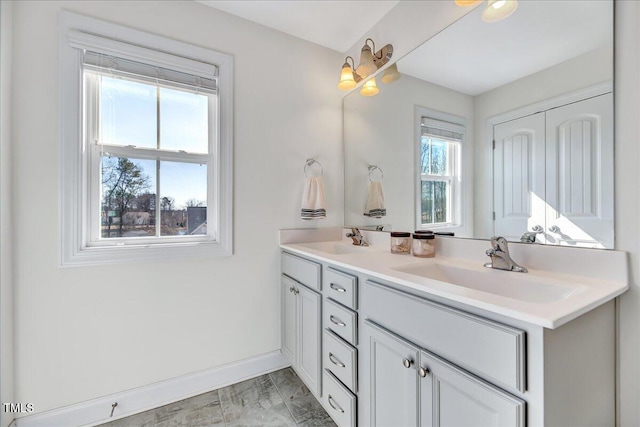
493,112,546,242
420,350,525,427
297,284,322,397
281,276,297,365
363,320,420,427
545,93,613,248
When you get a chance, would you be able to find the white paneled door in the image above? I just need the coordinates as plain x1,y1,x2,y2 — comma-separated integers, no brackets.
493,112,546,242
545,93,614,248
493,93,613,248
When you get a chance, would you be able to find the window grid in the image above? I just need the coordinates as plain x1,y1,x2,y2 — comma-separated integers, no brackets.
84,70,216,246
420,135,458,227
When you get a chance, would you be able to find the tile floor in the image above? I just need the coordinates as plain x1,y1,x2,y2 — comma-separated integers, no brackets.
98,367,336,427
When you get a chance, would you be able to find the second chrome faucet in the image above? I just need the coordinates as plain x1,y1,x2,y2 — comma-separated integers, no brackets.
346,227,369,246
484,236,528,273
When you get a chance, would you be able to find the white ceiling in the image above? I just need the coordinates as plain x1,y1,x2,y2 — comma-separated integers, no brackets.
198,1,399,53
397,1,612,96
198,1,612,96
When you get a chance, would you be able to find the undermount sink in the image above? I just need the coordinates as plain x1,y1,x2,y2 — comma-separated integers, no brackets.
391,262,578,304
295,241,378,255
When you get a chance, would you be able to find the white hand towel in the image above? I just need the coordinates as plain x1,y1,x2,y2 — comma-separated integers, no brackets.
364,181,386,218
301,176,326,220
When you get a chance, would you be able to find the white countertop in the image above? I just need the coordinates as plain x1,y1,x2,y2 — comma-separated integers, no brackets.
279,229,629,329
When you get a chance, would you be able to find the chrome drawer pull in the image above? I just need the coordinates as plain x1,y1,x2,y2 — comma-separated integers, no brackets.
329,352,346,368
330,283,347,293
327,395,345,413
330,315,346,327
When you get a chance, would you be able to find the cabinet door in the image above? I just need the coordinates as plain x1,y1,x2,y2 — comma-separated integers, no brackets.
362,320,420,427
297,283,322,397
420,350,525,427
281,276,297,365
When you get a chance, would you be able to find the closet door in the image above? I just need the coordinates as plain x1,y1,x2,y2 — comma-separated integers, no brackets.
493,112,546,242
545,93,613,248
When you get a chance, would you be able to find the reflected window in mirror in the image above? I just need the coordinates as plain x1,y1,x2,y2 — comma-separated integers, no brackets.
418,116,464,230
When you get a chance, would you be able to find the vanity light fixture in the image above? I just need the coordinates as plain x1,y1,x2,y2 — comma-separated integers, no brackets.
381,63,401,84
338,56,358,90
455,0,519,23
482,0,518,22
454,0,482,5
337,38,393,92
360,78,379,97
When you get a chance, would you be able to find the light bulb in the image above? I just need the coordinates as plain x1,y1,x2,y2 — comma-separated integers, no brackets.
355,43,377,78
360,78,379,97
337,62,357,90
381,63,401,84
482,0,518,22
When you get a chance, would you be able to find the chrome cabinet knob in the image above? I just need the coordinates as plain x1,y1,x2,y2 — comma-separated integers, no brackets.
402,358,413,368
532,225,543,232
418,367,430,378
289,286,295,293
549,225,561,233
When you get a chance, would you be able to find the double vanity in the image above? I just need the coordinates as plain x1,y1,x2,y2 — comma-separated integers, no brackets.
279,228,628,427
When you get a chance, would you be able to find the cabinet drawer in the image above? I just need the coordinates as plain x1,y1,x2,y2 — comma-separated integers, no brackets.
281,251,321,291
323,369,356,427
323,329,357,393
362,280,526,392
324,267,357,310
324,299,357,346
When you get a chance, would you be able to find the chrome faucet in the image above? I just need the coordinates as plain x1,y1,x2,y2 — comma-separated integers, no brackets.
346,227,369,246
520,231,540,244
484,236,527,273
520,225,543,244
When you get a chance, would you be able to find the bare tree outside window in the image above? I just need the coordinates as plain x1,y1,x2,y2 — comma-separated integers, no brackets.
101,157,151,238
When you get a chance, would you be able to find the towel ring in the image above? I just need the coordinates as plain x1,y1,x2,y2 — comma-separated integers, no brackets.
304,159,323,178
368,165,384,182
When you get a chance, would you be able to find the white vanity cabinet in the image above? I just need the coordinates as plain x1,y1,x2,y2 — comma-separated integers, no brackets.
281,252,322,397
362,319,525,427
280,244,619,427
359,278,615,427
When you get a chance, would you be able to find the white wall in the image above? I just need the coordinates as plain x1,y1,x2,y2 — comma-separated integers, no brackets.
343,74,474,234
0,2,15,427
9,0,343,416
615,2,640,425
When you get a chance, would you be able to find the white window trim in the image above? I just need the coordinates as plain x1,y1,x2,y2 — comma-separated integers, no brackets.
414,106,465,233
420,139,458,226
60,11,233,266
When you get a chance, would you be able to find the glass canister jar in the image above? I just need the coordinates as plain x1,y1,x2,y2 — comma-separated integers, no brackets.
390,232,412,254
412,233,435,258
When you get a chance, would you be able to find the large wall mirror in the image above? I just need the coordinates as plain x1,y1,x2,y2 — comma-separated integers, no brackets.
344,0,613,248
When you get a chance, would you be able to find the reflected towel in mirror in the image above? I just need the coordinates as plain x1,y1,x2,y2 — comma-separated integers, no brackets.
301,177,326,220
364,181,386,218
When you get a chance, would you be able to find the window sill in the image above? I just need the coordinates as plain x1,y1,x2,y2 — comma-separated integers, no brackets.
61,239,232,267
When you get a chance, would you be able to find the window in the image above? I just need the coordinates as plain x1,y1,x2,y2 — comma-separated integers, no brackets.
418,117,463,229
60,12,233,265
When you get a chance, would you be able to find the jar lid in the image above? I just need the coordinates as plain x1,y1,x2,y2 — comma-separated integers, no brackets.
435,232,455,236
414,230,434,234
413,233,435,239
391,232,411,237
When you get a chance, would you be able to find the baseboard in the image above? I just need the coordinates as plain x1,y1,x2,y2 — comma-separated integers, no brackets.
15,350,290,427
